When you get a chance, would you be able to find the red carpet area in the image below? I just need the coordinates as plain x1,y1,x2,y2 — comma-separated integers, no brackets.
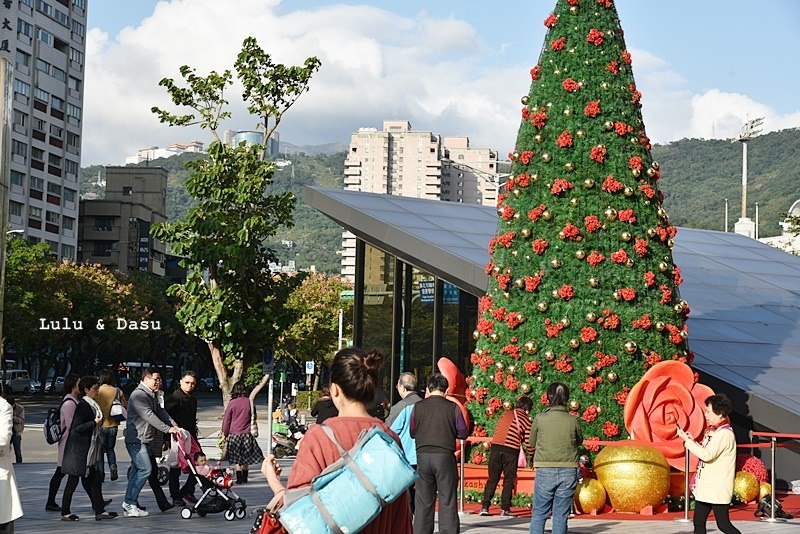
466,491,799,521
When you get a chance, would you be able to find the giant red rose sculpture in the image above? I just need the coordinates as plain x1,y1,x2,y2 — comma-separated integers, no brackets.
623,360,714,471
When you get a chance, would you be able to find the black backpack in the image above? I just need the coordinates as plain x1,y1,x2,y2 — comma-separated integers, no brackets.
43,397,77,445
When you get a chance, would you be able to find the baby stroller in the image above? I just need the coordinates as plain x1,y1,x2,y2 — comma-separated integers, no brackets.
175,434,247,521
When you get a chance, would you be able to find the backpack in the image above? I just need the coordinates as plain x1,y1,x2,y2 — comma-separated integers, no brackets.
277,424,417,533
43,397,77,445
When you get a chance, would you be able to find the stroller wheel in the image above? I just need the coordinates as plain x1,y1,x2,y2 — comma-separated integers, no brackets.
224,509,235,521
157,466,169,486
180,507,192,520
234,508,246,520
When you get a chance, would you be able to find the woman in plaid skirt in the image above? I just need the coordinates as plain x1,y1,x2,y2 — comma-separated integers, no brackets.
222,382,264,483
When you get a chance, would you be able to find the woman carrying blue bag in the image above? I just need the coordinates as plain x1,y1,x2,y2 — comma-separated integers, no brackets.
263,347,413,534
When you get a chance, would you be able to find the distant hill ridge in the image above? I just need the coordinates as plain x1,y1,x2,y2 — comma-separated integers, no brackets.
79,128,800,273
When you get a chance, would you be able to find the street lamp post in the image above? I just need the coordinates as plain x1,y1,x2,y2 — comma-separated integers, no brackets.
732,117,764,238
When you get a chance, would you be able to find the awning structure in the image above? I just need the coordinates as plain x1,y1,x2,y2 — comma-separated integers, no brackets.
305,185,800,434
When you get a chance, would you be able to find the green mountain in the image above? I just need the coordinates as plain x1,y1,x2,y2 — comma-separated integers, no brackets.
80,129,800,274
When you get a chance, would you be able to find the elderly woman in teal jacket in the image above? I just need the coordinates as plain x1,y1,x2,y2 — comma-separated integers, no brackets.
528,382,582,534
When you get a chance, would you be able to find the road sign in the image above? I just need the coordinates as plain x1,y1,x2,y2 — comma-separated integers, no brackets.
305,361,315,375
291,383,298,396
262,348,274,375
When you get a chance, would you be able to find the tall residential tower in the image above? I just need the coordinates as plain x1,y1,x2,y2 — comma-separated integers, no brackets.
3,0,88,260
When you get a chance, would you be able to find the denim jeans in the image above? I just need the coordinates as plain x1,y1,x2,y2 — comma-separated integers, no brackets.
529,467,578,534
124,441,152,505
10,433,21,463
97,427,118,473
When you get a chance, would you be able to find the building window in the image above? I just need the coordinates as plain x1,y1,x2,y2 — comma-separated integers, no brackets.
47,182,62,196
33,117,46,132
29,206,42,219
48,154,62,167
13,110,27,128
51,95,65,111
67,132,79,148
51,66,67,82
63,216,74,230
20,0,34,7
37,28,53,46
69,47,83,65
122,186,133,196
63,188,76,203
50,125,63,138
46,240,58,254
54,8,69,27
31,147,44,162
94,217,113,231
10,201,23,217
16,49,30,67
71,20,85,37
46,211,60,224
64,160,78,176
30,176,44,191
34,87,49,103
17,19,33,38
36,58,50,74
67,103,81,120
61,244,75,259
73,0,86,8
13,79,30,97
11,139,27,158
36,1,54,17
11,170,24,186
68,76,82,94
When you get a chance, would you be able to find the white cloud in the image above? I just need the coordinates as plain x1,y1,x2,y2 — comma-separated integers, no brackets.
82,0,800,165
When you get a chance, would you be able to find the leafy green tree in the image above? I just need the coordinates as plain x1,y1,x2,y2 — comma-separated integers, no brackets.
468,0,692,449
150,37,321,403
275,273,352,389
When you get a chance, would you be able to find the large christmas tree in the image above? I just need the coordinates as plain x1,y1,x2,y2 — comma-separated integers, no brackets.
467,0,691,454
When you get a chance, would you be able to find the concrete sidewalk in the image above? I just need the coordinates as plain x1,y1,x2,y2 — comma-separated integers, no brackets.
10,461,798,533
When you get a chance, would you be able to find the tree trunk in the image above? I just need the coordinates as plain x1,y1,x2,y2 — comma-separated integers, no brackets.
209,342,231,406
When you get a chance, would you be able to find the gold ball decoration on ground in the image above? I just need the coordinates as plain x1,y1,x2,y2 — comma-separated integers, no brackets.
759,482,772,501
733,471,759,503
593,445,670,512
574,478,607,514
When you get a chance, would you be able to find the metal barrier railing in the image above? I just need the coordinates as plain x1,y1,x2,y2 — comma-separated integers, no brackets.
751,431,800,523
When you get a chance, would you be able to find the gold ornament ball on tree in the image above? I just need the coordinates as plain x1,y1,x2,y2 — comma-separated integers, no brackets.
574,478,607,514
733,471,760,503
759,482,772,501
520,383,531,394
594,445,670,512
481,440,491,450
503,400,513,411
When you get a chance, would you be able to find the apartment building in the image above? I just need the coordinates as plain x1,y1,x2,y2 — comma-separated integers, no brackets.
78,166,167,276
340,120,498,281
3,0,88,261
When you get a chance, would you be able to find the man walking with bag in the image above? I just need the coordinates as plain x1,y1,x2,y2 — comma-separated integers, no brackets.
410,373,468,534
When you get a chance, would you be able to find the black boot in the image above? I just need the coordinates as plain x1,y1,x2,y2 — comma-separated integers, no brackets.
241,470,248,484
235,471,243,485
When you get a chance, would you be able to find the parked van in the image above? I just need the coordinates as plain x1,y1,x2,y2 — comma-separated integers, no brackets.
4,369,31,393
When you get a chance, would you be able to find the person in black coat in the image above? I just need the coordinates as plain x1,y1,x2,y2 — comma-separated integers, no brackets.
310,385,338,425
165,371,199,506
60,376,117,521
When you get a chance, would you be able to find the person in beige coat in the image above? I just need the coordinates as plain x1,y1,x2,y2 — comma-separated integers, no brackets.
676,393,741,534
1,395,24,532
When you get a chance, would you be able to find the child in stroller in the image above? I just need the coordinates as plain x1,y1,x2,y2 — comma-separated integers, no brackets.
178,446,247,520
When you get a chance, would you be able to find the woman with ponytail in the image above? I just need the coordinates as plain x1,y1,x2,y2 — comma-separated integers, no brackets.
262,348,412,533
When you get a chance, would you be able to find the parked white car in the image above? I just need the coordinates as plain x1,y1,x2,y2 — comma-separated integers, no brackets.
44,376,64,393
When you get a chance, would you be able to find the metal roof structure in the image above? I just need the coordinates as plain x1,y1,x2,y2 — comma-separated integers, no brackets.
305,186,800,433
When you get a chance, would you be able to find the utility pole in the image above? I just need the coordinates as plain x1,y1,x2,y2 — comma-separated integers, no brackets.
732,117,764,238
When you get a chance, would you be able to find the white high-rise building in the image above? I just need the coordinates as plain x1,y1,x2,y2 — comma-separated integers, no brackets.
4,0,88,261
340,120,498,281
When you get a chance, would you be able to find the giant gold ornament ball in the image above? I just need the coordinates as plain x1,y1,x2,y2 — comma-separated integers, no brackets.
594,445,670,512
759,481,772,501
733,471,759,503
574,478,607,514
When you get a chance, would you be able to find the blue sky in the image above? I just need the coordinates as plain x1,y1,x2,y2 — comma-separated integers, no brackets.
84,0,800,165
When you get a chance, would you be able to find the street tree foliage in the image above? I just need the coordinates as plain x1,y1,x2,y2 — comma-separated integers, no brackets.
275,272,353,389
150,37,321,403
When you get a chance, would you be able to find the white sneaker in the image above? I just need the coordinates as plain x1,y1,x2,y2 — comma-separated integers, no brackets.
122,502,149,517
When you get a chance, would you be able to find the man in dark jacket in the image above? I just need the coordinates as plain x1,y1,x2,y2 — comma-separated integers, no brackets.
410,373,468,534
165,371,198,506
